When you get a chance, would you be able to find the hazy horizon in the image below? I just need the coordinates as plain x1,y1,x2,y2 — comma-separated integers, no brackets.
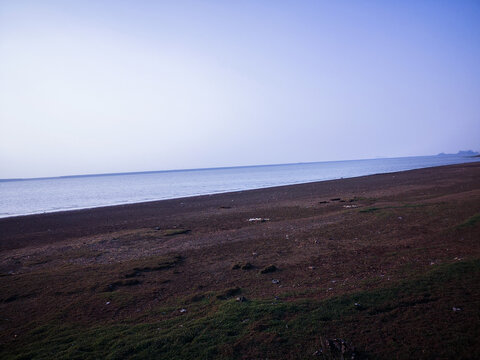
1,151,477,181
1,1,480,178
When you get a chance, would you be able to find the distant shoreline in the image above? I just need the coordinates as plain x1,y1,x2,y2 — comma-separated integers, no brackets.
1,157,480,220
1,153,478,182
1,161,479,250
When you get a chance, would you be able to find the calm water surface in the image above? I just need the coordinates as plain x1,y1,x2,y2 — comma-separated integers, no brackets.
0,155,478,218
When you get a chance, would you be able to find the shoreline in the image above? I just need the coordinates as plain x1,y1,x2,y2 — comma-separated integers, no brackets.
1,161,480,358
1,161,479,251
1,157,479,220
1,159,479,221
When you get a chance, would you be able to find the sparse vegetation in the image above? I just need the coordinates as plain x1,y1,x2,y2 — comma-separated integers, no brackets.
456,213,480,229
2,260,479,359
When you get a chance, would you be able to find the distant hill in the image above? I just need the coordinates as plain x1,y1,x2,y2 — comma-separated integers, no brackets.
437,150,479,157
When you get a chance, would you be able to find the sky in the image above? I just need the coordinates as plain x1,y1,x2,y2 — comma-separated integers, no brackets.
0,0,479,179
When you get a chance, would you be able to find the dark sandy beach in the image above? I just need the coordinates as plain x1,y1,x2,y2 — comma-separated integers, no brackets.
1,162,480,359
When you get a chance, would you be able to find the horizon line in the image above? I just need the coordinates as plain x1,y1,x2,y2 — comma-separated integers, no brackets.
1,151,477,182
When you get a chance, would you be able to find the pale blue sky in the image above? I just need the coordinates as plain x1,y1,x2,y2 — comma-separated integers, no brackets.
1,0,479,178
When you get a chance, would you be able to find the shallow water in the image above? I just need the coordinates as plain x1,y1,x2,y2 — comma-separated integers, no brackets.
0,155,478,218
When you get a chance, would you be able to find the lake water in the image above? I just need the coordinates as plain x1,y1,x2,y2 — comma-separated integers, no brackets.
0,155,478,218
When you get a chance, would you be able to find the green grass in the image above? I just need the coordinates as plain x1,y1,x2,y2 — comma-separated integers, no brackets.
2,259,480,359
456,213,480,229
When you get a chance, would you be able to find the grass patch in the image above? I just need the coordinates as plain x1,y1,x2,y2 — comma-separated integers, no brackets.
162,229,190,236
456,213,480,229
2,259,480,359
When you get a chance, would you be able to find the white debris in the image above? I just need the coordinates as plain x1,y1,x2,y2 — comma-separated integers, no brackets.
180,308,187,313
248,218,270,222
452,307,462,312
272,279,280,284
105,301,110,305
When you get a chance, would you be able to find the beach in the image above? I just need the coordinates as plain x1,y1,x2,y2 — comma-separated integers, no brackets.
1,162,480,358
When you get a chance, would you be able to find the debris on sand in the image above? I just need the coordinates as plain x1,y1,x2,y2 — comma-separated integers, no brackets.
179,308,187,313
248,218,270,222
452,307,462,312
272,279,280,284
260,265,278,274
354,302,366,311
